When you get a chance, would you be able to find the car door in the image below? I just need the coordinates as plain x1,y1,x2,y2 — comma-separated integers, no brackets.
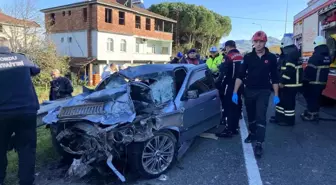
178,66,222,141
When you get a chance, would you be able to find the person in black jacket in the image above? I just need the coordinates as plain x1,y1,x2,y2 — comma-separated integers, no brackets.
301,36,331,122
270,36,303,126
169,52,183,64
0,45,40,185
49,69,73,101
232,31,280,157
216,40,243,138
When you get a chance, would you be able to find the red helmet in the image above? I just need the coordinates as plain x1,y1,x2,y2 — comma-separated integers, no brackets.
252,31,267,42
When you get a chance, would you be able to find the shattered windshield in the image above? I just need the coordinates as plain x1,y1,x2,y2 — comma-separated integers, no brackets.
133,72,175,104
96,73,128,91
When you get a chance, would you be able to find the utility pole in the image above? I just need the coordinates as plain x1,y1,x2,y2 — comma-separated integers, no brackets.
285,0,289,33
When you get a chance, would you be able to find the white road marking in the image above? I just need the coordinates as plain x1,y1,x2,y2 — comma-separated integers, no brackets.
239,118,263,185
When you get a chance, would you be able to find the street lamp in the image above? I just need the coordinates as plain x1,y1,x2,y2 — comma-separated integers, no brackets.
252,23,263,30
285,0,289,33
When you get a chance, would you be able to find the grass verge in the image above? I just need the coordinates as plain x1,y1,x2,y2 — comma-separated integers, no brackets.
6,127,59,185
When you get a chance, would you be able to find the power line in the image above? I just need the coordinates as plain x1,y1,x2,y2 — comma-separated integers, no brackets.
227,15,293,22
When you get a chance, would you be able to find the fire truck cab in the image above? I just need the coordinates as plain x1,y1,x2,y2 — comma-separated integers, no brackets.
294,0,336,100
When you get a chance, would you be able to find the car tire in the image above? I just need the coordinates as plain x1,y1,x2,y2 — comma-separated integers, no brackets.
50,125,77,163
128,130,177,179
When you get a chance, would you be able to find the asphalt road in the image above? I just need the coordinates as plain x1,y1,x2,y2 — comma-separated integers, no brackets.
36,94,336,185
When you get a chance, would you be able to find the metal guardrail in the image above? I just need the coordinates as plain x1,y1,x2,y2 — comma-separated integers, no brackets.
36,99,70,127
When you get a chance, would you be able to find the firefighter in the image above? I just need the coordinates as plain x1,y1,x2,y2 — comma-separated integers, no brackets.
206,46,223,73
232,31,280,157
269,36,303,126
216,40,243,137
301,36,331,121
0,45,40,185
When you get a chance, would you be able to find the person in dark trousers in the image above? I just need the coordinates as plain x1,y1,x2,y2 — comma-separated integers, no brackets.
216,40,243,137
270,36,303,126
49,69,74,101
232,31,280,157
170,52,183,64
0,45,40,185
301,36,331,122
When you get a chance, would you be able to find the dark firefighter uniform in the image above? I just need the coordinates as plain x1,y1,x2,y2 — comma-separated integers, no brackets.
216,49,243,137
301,44,331,121
0,46,40,185
274,45,303,125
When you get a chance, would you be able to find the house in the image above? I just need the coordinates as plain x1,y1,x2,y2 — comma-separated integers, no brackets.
0,11,39,51
40,0,176,85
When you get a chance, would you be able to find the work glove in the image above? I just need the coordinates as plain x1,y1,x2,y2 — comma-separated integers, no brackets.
232,93,238,105
273,96,280,105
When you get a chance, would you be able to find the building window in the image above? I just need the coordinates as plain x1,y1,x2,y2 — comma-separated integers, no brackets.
50,13,55,26
68,10,71,16
151,45,155,54
68,37,72,43
119,11,125,25
155,19,163,31
83,8,87,22
62,11,65,16
146,18,151,30
136,42,140,53
61,37,64,43
162,47,169,54
0,24,3,32
105,8,112,23
120,39,126,52
135,15,141,29
107,38,114,52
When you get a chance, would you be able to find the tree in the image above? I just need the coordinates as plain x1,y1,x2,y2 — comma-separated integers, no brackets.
148,2,232,55
1,0,70,88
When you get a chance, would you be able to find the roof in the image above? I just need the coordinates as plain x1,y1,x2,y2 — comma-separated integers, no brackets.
69,57,96,67
40,0,177,23
119,64,193,79
0,12,39,27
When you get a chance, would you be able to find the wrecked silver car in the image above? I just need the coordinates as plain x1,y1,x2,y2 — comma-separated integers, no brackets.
43,64,222,182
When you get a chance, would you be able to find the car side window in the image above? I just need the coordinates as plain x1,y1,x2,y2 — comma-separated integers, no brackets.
188,70,214,95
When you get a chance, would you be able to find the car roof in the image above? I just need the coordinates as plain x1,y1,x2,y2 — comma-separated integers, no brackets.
119,64,195,79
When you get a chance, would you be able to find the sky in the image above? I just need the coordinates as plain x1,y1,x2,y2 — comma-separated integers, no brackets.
0,0,310,41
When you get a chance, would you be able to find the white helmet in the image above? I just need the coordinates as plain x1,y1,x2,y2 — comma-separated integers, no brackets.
281,36,294,48
313,36,327,48
209,46,218,53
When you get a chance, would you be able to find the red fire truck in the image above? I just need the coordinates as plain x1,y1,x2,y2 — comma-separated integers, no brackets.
294,0,336,100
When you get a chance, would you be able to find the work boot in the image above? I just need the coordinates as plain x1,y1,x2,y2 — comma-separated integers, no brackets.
244,133,256,143
269,116,279,124
216,128,233,138
254,142,263,158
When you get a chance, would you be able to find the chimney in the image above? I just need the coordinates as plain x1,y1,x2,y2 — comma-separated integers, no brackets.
125,0,132,8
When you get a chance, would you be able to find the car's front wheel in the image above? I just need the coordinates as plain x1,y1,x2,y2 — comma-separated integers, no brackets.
128,131,177,178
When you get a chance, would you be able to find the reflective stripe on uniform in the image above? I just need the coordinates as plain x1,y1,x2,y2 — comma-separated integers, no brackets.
276,106,284,110
281,67,287,70
309,81,327,85
284,84,303,87
276,106,284,114
257,124,265,128
285,62,296,68
282,74,291,80
284,113,295,116
284,110,295,113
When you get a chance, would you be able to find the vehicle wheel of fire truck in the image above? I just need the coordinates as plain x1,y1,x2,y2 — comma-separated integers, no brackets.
50,125,77,164
128,130,177,179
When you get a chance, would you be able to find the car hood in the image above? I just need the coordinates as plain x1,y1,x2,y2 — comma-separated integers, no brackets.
43,84,136,126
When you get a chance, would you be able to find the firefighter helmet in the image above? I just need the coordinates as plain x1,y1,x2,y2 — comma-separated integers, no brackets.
252,31,268,42
281,36,294,48
313,36,327,48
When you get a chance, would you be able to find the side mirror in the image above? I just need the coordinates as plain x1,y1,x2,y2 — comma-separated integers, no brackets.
183,90,199,100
